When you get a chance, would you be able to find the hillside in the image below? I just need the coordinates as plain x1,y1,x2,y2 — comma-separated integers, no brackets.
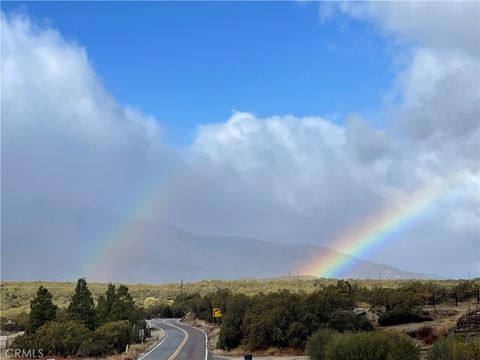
2,202,430,283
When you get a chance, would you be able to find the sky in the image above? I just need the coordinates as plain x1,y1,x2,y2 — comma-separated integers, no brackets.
1,1,479,279
1,1,395,144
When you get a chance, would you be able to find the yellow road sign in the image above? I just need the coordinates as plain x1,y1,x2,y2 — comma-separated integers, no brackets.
213,308,222,318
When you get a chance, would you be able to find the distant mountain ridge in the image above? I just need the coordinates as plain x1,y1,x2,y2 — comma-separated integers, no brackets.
2,202,432,283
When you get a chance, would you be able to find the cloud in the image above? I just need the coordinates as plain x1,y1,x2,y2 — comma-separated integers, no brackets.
328,1,480,56
1,4,478,280
1,12,173,211
178,1,480,276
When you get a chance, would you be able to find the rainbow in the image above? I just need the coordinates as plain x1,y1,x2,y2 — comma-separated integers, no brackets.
84,189,161,281
85,168,464,281
301,174,463,278
83,166,182,281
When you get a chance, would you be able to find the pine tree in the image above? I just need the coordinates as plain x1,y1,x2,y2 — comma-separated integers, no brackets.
26,286,57,334
109,285,138,323
96,283,116,325
68,278,96,330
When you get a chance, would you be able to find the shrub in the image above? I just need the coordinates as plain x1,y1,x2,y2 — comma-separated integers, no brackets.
328,310,373,332
218,325,243,350
306,328,339,360
77,320,131,357
32,321,91,356
429,335,480,360
94,320,131,353
243,304,291,349
378,307,425,326
324,331,420,360
77,336,107,358
287,322,309,349
11,334,36,350
407,326,437,345
218,294,250,350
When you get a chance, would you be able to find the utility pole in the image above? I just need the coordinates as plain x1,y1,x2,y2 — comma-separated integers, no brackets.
180,279,183,297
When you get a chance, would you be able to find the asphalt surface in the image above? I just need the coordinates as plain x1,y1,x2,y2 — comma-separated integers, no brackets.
139,318,208,360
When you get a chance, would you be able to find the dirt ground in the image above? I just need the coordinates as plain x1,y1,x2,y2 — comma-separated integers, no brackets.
378,301,477,357
379,301,474,333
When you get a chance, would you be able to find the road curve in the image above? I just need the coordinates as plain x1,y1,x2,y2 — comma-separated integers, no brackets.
139,318,208,360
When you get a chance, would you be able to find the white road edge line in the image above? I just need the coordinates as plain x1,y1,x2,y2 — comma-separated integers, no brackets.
177,319,209,360
137,320,168,360
164,319,189,360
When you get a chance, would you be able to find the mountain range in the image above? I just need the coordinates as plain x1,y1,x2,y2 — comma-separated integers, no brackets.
2,202,431,283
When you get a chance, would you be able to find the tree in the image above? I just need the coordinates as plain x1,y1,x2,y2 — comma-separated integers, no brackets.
26,286,57,334
108,285,138,323
96,283,116,325
68,278,96,330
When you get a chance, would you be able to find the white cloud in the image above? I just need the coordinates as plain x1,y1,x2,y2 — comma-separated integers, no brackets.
2,12,169,211
331,1,479,55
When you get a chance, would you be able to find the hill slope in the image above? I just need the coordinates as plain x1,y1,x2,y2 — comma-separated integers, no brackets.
2,202,429,283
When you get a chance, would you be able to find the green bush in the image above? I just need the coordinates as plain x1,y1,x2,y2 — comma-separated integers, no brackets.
77,336,107,358
218,281,374,351
94,320,132,353
218,325,243,350
11,334,36,350
32,321,90,356
77,320,131,357
328,310,373,332
218,294,250,350
287,321,309,349
305,328,339,360
243,303,291,349
323,331,420,360
14,320,132,358
378,307,425,326
429,335,480,360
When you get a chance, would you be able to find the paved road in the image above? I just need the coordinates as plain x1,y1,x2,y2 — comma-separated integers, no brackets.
139,318,208,360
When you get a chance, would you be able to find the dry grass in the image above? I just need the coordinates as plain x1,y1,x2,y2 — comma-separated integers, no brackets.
2,278,469,317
